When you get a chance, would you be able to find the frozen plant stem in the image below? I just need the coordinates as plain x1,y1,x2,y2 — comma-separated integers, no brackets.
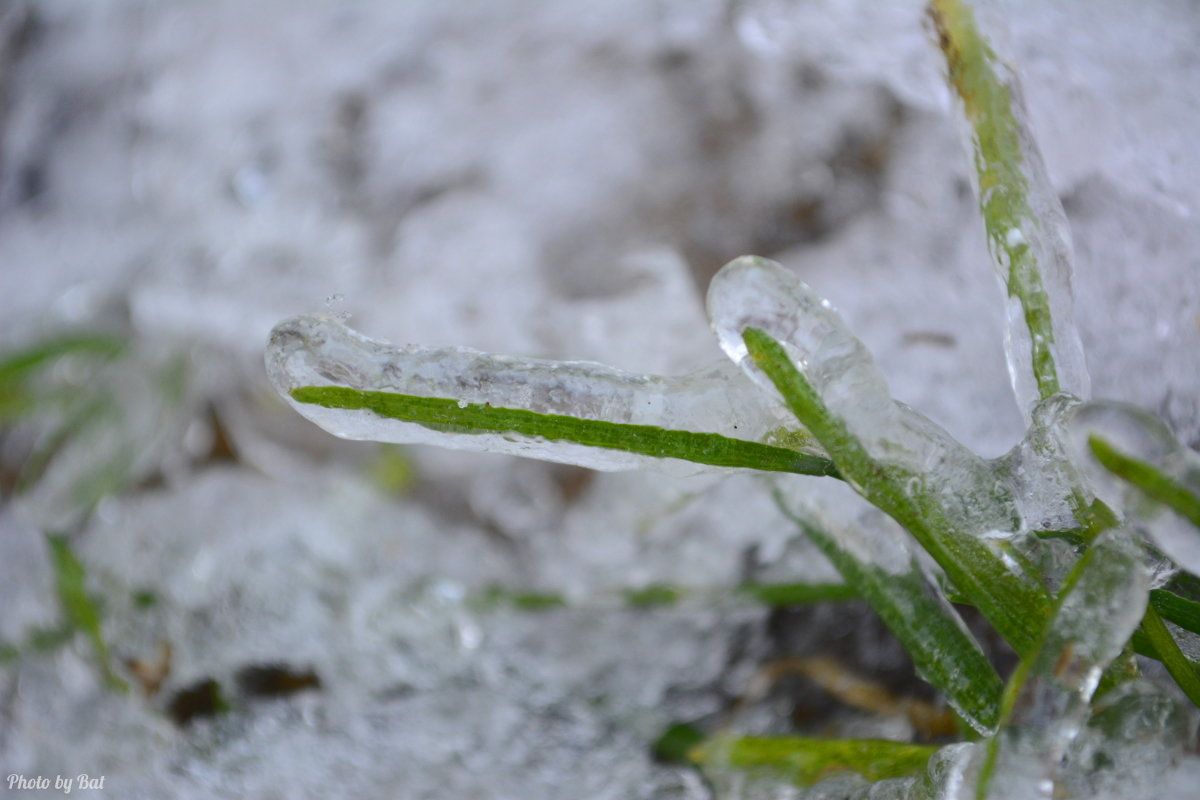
742,326,1051,656
928,0,1088,414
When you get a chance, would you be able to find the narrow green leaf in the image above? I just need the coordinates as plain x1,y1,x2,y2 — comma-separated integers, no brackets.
1150,589,1200,638
774,489,1002,733
1089,435,1200,528
744,327,1051,656
291,385,840,478
1140,604,1200,708
692,735,938,787
44,533,127,692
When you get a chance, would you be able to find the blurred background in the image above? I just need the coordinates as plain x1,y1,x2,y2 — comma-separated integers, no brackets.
0,1,1197,797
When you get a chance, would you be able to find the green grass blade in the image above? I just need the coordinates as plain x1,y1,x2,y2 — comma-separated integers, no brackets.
1140,604,1200,708
1089,435,1200,528
691,735,938,787
774,489,1002,733
44,533,127,692
1150,590,1200,638
928,0,1085,407
744,327,1051,655
291,385,840,478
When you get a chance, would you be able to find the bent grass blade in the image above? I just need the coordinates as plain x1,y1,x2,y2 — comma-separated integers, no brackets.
744,326,1052,656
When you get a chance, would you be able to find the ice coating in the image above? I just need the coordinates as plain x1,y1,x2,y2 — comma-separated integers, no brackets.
931,1,1090,418
708,256,1019,534
1068,401,1200,575
976,528,1148,800
266,313,810,475
708,255,896,443
993,110,1091,417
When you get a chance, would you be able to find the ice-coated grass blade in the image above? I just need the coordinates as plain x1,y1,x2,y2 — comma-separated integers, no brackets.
773,488,1002,733
743,326,1051,656
45,533,127,692
690,735,938,787
291,386,839,478
1139,604,1200,708
1089,435,1200,529
974,528,1148,799
928,0,1087,412
270,313,832,477
1150,590,1200,638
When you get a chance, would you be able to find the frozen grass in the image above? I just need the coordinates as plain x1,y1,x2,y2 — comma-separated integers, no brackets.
271,0,1200,795
2,1,1198,797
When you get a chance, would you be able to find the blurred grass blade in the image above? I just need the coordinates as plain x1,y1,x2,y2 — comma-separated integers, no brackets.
928,0,1087,409
0,332,125,384
1139,604,1200,708
291,386,839,478
744,326,1052,656
976,528,1148,799
738,581,858,607
0,333,125,421
1150,590,1200,638
691,735,938,787
45,533,127,692
473,580,859,613
773,488,1002,733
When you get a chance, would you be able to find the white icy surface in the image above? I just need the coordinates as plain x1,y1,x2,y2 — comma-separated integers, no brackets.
1,1,1198,798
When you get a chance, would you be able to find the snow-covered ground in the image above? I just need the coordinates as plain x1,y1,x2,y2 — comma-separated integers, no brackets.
1,1,1197,797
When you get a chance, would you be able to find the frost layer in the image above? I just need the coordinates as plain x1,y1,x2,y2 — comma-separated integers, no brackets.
266,313,809,475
